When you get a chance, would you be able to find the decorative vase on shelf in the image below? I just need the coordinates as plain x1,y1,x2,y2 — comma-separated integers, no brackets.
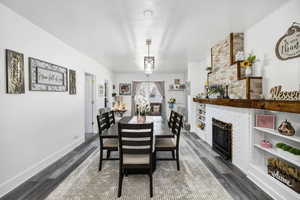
169,103,175,109
245,66,252,77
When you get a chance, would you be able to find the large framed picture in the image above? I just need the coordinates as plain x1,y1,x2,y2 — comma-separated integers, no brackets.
119,83,131,95
6,49,25,94
29,57,68,92
69,69,76,95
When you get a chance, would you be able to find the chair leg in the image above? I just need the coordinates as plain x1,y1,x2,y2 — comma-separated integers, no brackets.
107,150,111,159
149,172,153,197
99,148,103,171
118,170,123,197
176,149,180,171
172,150,175,159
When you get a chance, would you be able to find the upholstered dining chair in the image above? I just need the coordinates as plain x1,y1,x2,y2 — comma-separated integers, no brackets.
155,112,183,170
117,122,154,197
96,112,118,171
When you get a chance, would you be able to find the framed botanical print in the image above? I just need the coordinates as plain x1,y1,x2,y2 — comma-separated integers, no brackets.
6,49,25,94
119,83,131,95
69,69,76,95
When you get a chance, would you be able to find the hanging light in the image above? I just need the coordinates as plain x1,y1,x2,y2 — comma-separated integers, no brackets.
144,39,155,75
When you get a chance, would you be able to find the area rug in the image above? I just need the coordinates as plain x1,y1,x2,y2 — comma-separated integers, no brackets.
46,135,233,200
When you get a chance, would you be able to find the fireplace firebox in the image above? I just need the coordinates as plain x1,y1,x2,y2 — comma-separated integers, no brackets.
212,118,232,160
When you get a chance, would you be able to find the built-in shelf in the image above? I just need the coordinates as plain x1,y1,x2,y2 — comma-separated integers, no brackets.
193,98,300,114
254,144,300,167
254,127,300,143
168,89,185,92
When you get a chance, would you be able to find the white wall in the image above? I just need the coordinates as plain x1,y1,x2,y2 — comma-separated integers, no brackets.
245,0,300,95
114,72,186,117
0,4,113,197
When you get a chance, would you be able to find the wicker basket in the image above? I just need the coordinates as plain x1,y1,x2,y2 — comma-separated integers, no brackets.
268,165,300,193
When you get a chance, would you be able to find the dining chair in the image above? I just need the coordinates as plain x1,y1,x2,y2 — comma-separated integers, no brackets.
155,112,183,170
168,110,176,129
96,112,118,171
118,122,154,197
108,110,115,127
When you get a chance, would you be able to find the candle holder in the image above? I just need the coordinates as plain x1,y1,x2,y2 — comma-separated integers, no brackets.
224,85,230,99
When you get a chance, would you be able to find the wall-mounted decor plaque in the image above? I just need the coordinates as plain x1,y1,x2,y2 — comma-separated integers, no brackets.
29,57,68,92
69,69,76,95
6,49,25,94
275,23,300,60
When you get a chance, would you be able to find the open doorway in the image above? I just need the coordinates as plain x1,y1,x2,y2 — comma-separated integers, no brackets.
84,73,95,142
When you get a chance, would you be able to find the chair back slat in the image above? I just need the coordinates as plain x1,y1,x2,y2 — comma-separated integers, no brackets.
97,112,110,135
118,123,153,157
108,111,115,126
168,110,175,128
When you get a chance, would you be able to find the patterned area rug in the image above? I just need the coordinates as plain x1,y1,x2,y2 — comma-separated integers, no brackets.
46,135,233,200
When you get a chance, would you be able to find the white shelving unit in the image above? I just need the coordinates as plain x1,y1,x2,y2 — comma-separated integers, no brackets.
254,127,300,143
250,113,300,200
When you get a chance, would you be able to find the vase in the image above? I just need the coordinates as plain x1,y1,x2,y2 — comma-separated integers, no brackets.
169,103,174,109
245,66,252,77
137,115,146,123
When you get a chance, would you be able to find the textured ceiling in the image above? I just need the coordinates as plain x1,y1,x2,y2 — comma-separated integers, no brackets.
0,0,289,73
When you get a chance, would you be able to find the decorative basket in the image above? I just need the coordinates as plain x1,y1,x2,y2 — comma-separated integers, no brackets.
267,165,300,193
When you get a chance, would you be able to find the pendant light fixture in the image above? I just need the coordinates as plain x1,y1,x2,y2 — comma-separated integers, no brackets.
144,39,155,75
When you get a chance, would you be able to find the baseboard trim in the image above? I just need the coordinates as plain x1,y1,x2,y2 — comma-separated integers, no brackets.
0,137,84,198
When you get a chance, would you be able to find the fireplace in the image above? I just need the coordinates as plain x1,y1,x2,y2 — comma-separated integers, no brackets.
212,118,232,160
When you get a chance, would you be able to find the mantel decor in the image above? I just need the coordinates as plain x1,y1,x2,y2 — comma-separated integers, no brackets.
6,49,25,94
275,22,300,60
270,85,300,101
29,58,68,92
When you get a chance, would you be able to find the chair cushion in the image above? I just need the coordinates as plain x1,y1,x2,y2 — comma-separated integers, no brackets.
155,138,176,148
123,154,150,165
103,138,118,148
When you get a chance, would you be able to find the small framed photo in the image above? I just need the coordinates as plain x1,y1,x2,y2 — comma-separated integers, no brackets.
119,83,131,95
256,114,276,129
174,79,180,85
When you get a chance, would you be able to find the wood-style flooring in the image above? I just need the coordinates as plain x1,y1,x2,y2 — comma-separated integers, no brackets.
1,132,273,200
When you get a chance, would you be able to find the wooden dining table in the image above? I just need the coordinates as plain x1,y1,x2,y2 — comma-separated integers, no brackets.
102,116,172,173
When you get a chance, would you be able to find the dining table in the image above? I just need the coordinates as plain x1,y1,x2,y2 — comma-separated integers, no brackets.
102,116,172,173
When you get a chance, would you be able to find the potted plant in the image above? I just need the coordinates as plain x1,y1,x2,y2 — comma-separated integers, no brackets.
112,92,117,97
208,85,225,99
240,53,258,77
276,143,300,161
168,98,176,109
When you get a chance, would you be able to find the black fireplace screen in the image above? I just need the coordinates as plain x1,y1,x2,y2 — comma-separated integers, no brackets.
212,118,232,160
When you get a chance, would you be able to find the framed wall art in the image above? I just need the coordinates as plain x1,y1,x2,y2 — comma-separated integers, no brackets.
119,83,131,95
98,84,104,97
29,57,68,92
69,69,76,95
6,49,25,94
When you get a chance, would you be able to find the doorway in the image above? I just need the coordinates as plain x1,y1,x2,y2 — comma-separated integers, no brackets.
85,73,95,142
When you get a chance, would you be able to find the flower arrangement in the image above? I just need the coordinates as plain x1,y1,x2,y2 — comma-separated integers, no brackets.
168,98,176,104
240,53,257,67
135,95,151,116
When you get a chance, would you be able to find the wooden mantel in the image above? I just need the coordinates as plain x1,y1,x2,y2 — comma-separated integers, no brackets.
193,98,300,114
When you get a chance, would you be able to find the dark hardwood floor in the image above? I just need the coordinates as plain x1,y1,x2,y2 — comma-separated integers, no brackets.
1,132,273,200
